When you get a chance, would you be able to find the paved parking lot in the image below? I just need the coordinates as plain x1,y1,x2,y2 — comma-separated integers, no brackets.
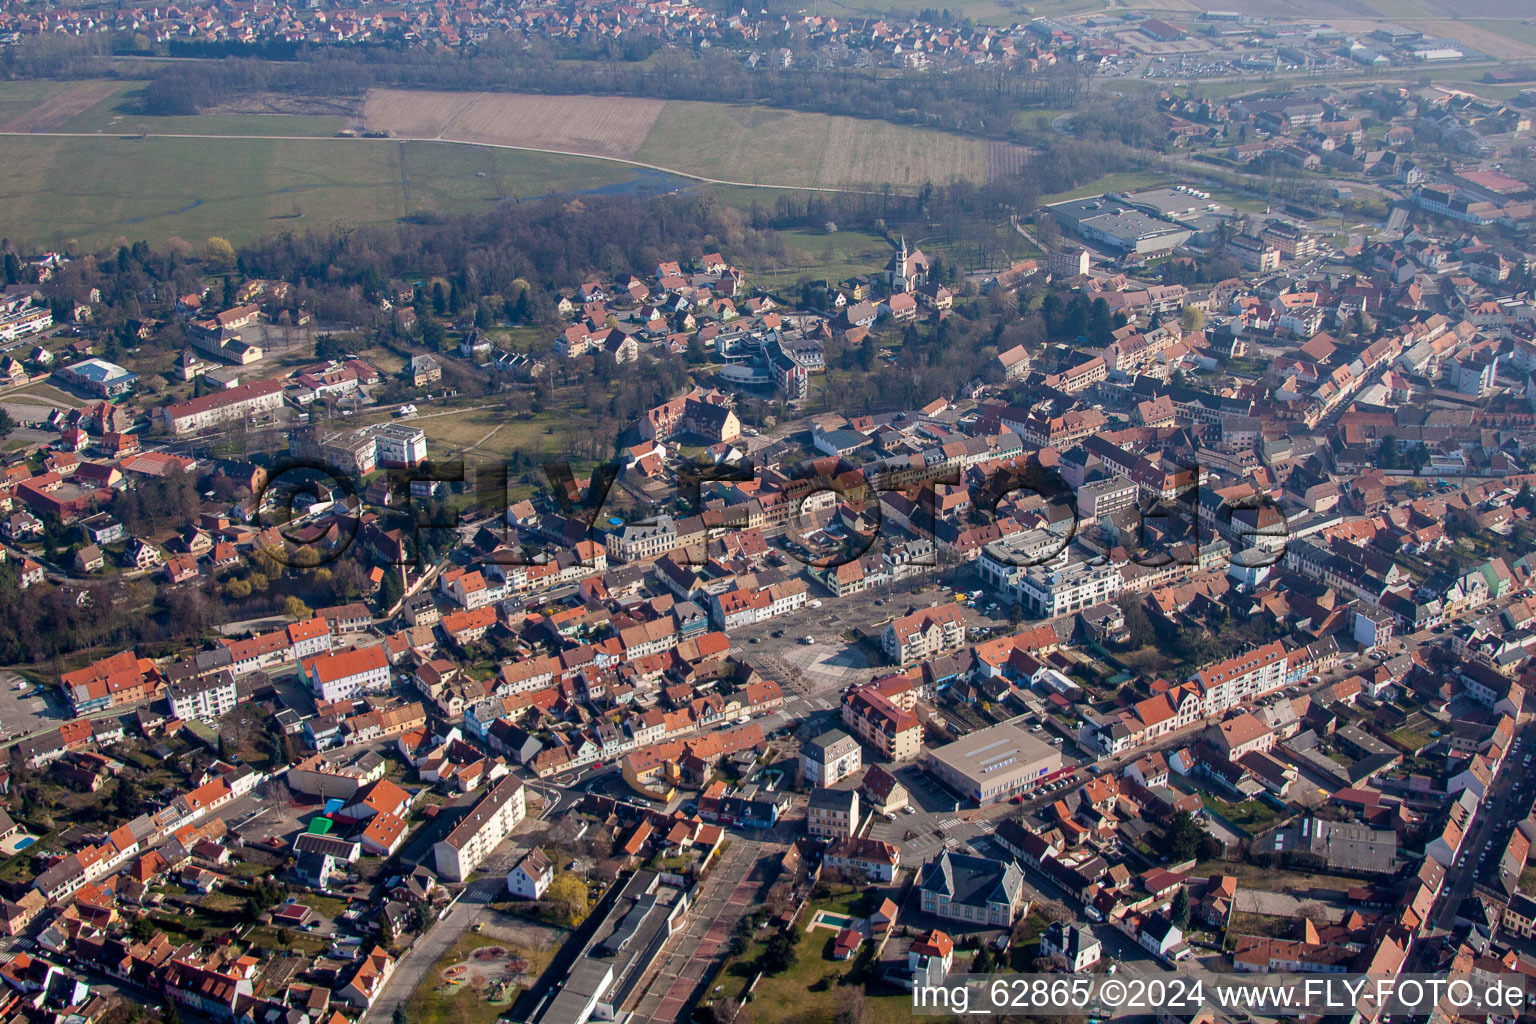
0,671,67,744
229,800,303,848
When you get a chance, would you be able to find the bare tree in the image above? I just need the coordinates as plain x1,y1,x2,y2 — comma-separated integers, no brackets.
833,986,869,1024
1036,899,1072,924
1033,953,1071,973
1296,902,1331,924
262,778,295,814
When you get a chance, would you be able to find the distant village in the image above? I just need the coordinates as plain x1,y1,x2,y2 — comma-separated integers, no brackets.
2,31,1536,1024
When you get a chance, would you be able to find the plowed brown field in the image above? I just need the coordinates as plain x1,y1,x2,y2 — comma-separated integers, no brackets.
362,90,665,160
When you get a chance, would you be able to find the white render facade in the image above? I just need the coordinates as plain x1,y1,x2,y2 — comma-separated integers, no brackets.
168,674,238,724
802,729,862,787
435,776,526,882
1016,563,1123,618
305,647,391,703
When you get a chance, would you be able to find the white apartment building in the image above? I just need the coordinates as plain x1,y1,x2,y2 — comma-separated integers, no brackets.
607,517,679,562
167,672,239,724
373,423,429,467
0,304,52,343
882,604,967,667
507,848,553,900
1076,477,1140,521
163,379,285,435
801,729,862,787
440,569,503,610
435,775,527,882
1016,563,1123,618
287,617,334,660
1190,641,1289,716
303,645,391,703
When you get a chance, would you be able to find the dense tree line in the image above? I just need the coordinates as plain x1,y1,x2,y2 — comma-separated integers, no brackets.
135,43,1085,140
109,466,203,533
234,192,785,317
0,33,116,79
0,560,165,664
142,55,375,115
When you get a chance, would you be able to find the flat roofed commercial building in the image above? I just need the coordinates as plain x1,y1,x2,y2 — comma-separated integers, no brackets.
1267,817,1398,875
1079,210,1192,255
922,722,1062,806
1050,197,1193,255
1116,186,1237,236
527,871,689,1024
54,358,138,398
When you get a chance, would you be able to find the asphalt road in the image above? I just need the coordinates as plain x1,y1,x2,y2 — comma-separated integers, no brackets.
1431,724,1535,933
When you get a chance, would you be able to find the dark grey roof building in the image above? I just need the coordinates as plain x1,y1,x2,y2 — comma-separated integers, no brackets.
917,851,1025,927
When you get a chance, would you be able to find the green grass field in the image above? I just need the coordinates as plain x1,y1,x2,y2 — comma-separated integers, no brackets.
745,228,891,290
1041,171,1171,204
29,79,348,136
381,407,565,463
351,398,604,481
2,78,1028,246
88,111,351,137
0,135,638,247
723,896,926,1024
637,101,993,188
3,382,86,409
0,80,73,125
47,80,141,131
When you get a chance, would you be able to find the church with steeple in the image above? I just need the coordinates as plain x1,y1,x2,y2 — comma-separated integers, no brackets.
885,236,931,294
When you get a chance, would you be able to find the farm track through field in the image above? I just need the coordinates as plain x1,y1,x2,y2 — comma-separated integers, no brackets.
0,81,121,132
0,130,898,194
434,91,490,141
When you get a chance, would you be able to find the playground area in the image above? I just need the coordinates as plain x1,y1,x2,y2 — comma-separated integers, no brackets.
406,923,564,1024
440,945,532,991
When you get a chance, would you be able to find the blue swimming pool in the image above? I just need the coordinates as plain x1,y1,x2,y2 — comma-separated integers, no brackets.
14,837,35,850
